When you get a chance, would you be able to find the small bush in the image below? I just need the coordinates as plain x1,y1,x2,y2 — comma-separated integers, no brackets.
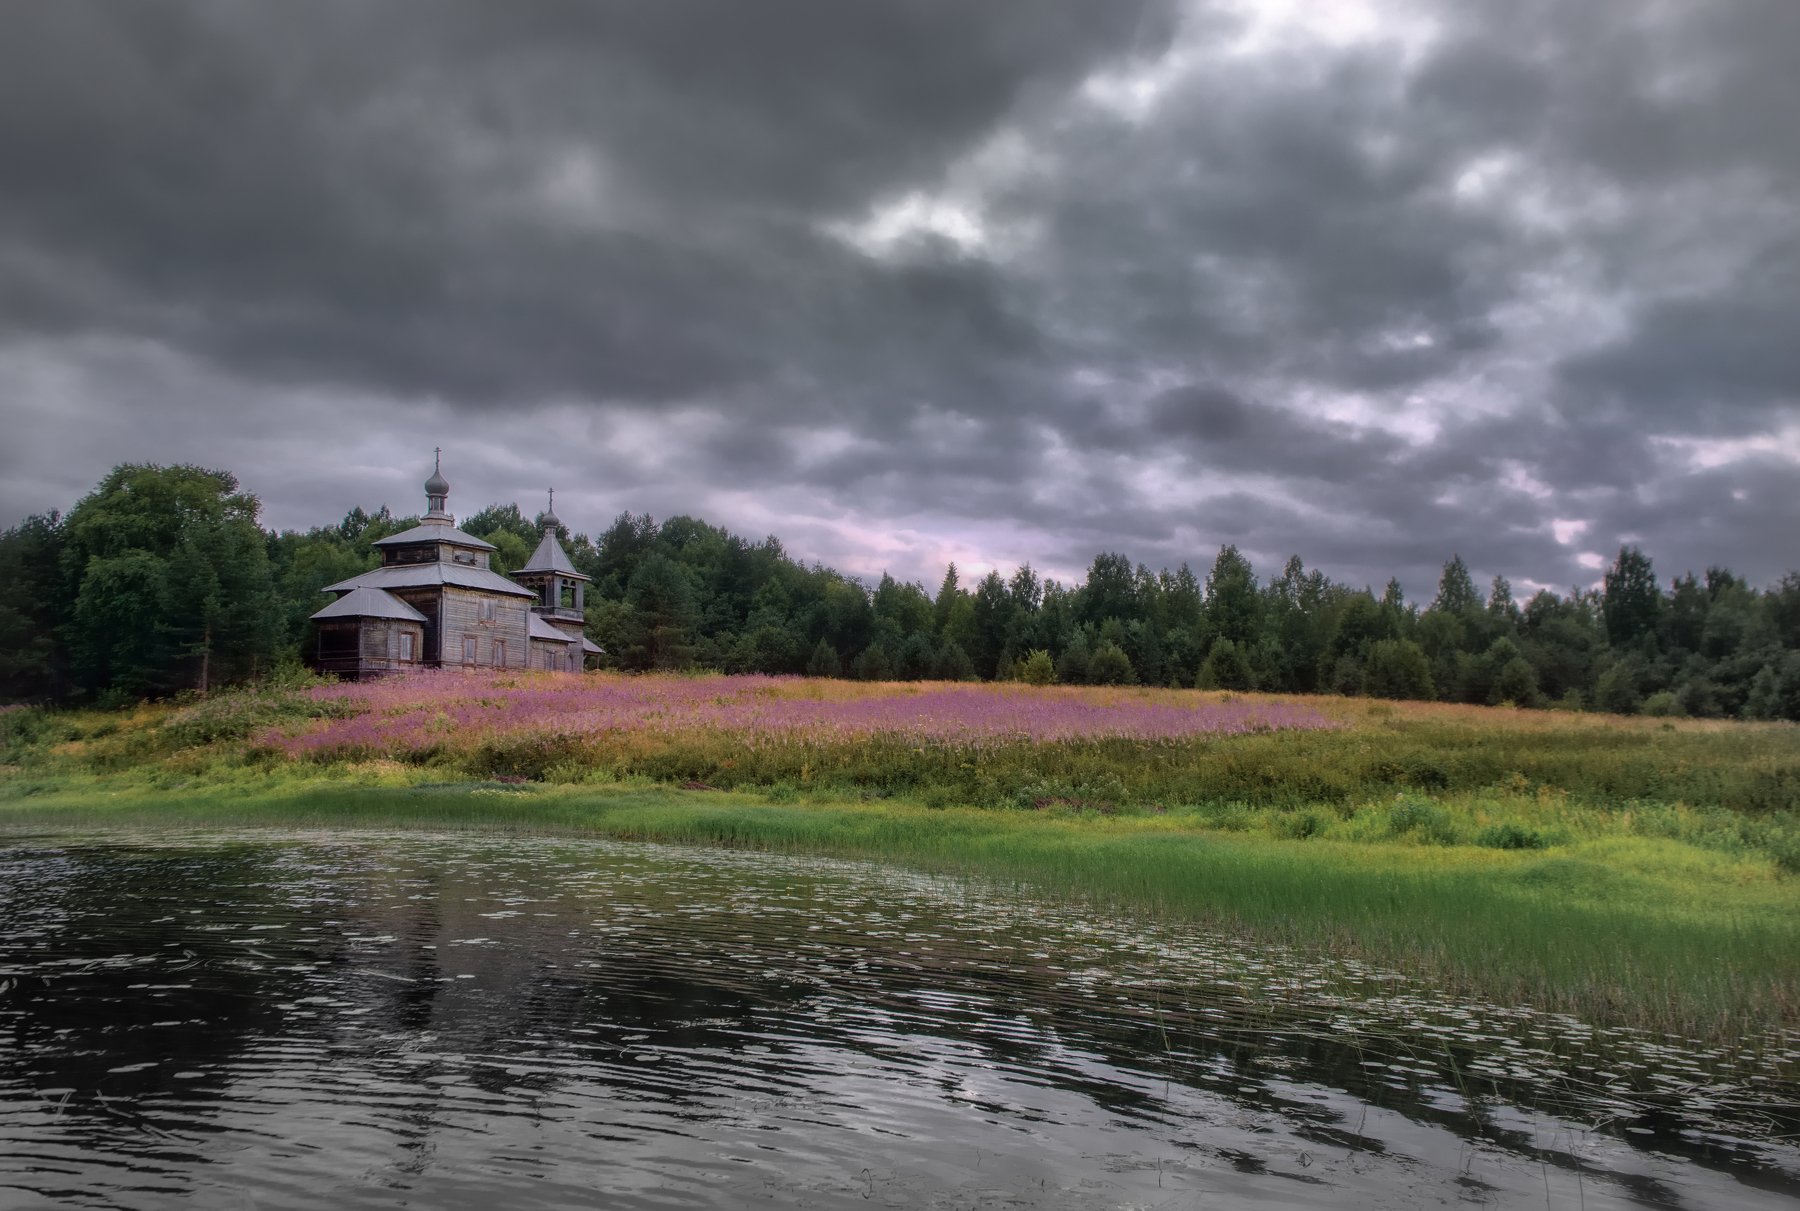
1198,639,1254,691
464,731,595,781
1271,809,1327,840
1016,649,1057,686
1404,757,1450,790
1474,822,1550,850
1641,691,1682,718
1087,641,1136,686
1765,830,1800,876
1386,796,1458,844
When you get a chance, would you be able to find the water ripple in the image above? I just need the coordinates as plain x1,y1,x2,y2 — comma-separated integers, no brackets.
0,831,1794,1209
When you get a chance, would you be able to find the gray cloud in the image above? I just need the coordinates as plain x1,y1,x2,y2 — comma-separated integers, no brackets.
3,0,1798,600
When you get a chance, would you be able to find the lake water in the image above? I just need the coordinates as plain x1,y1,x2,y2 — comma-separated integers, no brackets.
0,831,1793,1209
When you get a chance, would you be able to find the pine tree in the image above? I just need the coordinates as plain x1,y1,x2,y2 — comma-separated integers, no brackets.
1431,555,1480,615
805,638,842,678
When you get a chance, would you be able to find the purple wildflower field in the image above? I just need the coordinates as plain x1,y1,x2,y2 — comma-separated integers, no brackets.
263,672,1336,760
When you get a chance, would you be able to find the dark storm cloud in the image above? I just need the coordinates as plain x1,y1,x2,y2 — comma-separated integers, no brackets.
0,0,1168,407
3,0,1798,594
1144,384,1407,482
1560,242,1800,429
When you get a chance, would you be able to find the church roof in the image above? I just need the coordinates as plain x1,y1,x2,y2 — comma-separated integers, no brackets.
373,523,496,551
324,564,537,598
527,614,578,643
310,586,429,623
515,531,589,579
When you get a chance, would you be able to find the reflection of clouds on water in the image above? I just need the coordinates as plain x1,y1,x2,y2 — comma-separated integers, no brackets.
0,831,1793,1209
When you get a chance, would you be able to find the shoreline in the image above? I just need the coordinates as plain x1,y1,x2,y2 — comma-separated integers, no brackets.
5,775,1795,1048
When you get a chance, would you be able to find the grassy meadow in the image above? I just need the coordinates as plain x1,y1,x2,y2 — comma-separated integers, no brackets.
2,671,1797,1043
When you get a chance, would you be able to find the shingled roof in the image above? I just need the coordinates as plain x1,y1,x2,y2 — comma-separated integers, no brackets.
372,523,497,551
324,564,537,598
527,614,578,643
515,530,588,579
310,585,429,623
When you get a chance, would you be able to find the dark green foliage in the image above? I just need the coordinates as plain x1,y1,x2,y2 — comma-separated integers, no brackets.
1204,545,1260,648
0,513,67,701
464,731,596,781
620,552,699,670
1016,649,1056,685
1271,809,1327,840
60,465,282,698
805,638,842,678
1198,638,1254,691
1362,639,1434,700
1386,797,1457,844
1492,656,1541,707
1594,658,1645,715
1055,631,1093,685
930,639,976,682
1474,823,1549,850
1431,555,1480,616
1086,640,1135,686
1604,546,1662,648
852,642,896,681
7,465,1800,719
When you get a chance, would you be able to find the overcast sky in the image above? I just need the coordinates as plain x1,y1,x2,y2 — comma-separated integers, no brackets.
2,1,1796,598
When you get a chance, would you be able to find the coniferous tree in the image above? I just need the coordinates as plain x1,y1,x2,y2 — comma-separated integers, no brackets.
620,552,698,670
0,513,68,701
1431,555,1481,616
1204,545,1260,649
1055,630,1093,685
806,638,842,678
1603,546,1662,648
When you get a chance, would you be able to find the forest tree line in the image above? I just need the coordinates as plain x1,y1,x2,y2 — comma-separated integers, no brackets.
4,462,1800,720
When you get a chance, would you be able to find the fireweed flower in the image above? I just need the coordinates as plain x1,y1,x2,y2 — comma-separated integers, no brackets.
261,672,1338,760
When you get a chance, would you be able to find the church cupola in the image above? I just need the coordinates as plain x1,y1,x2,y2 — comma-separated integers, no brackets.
424,448,452,522
514,487,590,622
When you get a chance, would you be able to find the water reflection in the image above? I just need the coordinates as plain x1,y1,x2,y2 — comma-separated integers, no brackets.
0,832,1794,1209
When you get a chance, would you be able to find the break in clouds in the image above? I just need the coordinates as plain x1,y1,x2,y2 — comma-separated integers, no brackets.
1,0,1796,596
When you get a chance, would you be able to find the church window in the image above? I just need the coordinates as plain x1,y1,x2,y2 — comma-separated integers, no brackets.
462,636,477,664
398,633,415,662
493,639,507,666
480,598,497,623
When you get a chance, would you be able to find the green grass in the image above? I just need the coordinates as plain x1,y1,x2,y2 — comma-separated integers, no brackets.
3,681,1797,1045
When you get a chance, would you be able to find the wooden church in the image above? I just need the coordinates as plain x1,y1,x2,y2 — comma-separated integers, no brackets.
309,455,601,678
